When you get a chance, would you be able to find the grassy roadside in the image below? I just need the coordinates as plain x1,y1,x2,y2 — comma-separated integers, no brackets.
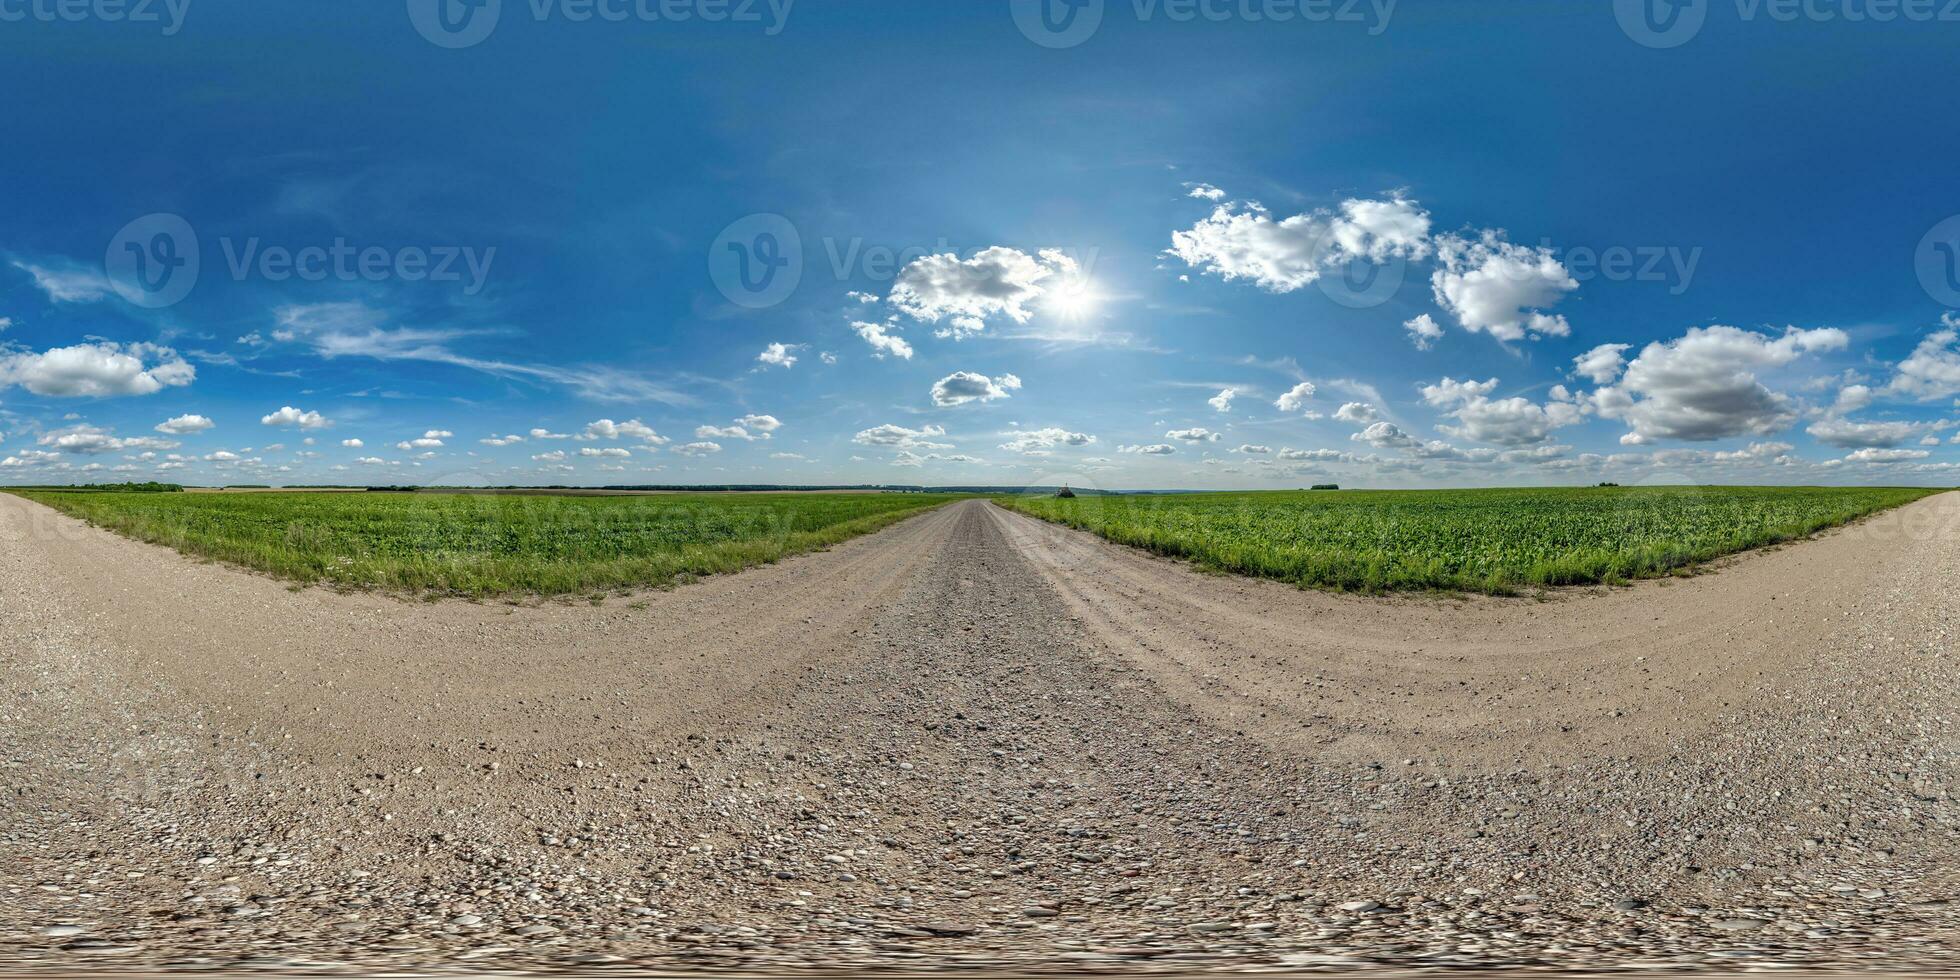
995,485,1946,594
9,489,961,598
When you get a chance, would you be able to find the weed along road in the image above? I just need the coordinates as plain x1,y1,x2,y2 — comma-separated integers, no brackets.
4,493,1960,973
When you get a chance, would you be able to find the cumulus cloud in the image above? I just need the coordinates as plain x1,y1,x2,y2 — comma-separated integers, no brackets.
1274,381,1317,412
696,424,755,441
1573,343,1632,385
673,441,722,457
532,450,567,462
1888,318,1960,401
1207,387,1238,412
888,247,1079,339
1167,195,1431,293
1236,444,1272,454
756,342,800,368
931,371,1022,407
1420,376,1586,446
0,342,195,398
581,418,666,444
851,320,914,360
854,423,951,450
1404,313,1443,351
480,433,526,446
1806,416,1948,449
1591,325,1848,444
1166,427,1223,443
1185,183,1227,201
738,414,782,434
341,438,364,448
396,430,450,450
261,406,331,429
37,424,178,455
1333,402,1380,425
999,427,1095,454
1844,447,1930,463
1429,232,1578,342
580,447,632,458
1118,444,1177,455
155,414,215,435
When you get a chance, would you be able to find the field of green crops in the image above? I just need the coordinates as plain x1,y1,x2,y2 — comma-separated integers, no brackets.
10,489,956,597
997,485,1944,593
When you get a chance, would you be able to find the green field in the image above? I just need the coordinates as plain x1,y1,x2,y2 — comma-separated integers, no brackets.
10,490,957,597
997,485,1944,593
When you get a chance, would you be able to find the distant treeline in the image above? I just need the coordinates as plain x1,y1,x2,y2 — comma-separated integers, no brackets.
11,482,185,493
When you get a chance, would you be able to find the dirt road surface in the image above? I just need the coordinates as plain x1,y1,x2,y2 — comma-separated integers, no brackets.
3,493,1958,975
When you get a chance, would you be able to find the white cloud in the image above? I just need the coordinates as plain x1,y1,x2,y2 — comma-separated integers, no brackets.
1806,416,1947,449
1208,387,1238,413
1275,381,1317,412
0,342,195,397
1404,313,1443,351
341,438,364,448
1118,444,1177,455
581,418,666,444
580,447,632,458
888,247,1079,339
1430,232,1578,341
1831,384,1875,415
673,441,722,457
1334,402,1379,425
261,406,331,429
1844,447,1930,463
851,320,914,360
853,423,951,450
1888,318,1960,401
1167,195,1431,293
37,424,178,455
1278,448,1347,462
1573,343,1632,385
737,414,782,434
756,342,800,369
396,430,449,450
696,424,755,441
1420,376,1586,446
480,433,526,446
1351,421,1415,449
1166,427,1223,443
155,414,215,435
11,259,113,303
1593,325,1848,444
999,427,1095,454
1236,444,1272,454
931,371,1022,407
530,428,571,440
1186,183,1227,201
533,450,567,462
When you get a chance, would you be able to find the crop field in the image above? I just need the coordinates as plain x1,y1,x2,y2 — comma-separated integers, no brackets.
9,489,956,597
997,485,1944,593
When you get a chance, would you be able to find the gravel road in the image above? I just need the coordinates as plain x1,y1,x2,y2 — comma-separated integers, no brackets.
3,493,1958,975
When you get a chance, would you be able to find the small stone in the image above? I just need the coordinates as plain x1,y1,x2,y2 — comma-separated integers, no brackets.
1339,900,1381,913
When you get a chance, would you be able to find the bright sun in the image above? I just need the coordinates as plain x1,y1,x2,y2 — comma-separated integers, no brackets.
1046,283,1101,320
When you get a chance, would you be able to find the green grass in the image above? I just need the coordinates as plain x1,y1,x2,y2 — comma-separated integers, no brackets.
9,489,959,597
995,485,1945,594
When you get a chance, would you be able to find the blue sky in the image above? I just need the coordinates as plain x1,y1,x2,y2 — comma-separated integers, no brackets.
4,0,1960,489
